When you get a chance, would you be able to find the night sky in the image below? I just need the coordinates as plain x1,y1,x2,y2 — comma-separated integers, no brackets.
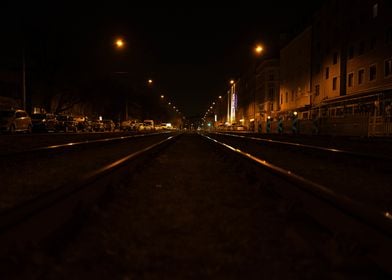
2,2,325,117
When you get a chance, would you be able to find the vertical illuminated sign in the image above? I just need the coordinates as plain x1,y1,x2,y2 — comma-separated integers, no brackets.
230,83,236,123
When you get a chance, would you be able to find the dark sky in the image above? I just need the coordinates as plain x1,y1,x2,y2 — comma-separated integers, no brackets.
2,2,325,117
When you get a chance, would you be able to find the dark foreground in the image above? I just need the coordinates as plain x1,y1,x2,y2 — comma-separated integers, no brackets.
1,134,387,279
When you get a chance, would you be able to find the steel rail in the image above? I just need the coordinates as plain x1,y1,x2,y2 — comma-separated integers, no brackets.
0,131,172,157
202,133,392,273
0,134,178,250
213,132,392,161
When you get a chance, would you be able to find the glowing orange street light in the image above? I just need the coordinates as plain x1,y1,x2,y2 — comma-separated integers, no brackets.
115,38,124,48
255,44,263,55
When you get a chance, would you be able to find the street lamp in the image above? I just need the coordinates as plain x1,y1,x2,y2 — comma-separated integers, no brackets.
115,38,124,48
114,38,129,120
255,44,263,55
253,43,264,132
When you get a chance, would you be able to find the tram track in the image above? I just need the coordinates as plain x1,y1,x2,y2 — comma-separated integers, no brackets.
209,132,392,211
0,132,389,278
201,133,392,274
0,132,176,210
0,132,180,257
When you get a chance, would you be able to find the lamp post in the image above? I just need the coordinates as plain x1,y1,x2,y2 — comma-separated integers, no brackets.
253,44,263,132
114,38,128,120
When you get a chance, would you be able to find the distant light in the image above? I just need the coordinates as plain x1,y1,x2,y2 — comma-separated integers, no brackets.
293,111,298,116
161,95,164,98
230,80,234,84
219,96,222,99
212,102,215,105
99,116,102,121
148,79,153,84
207,122,211,127
255,44,263,54
168,102,171,105
267,116,271,119
115,39,124,48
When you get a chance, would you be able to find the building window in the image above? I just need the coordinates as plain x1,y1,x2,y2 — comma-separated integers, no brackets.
348,46,354,59
358,69,365,85
373,3,378,18
285,92,288,103
348,73,354,87
315,85,320,96
359,41,365,55
332,77,337,90
369,65,377,81
281,94,283,104
333,52,338,64
385,59,392,77
291,90,295,101
325,67,329,79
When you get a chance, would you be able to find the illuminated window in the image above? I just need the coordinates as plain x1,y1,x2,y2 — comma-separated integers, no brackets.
369,65,377,81
348,73,354,87
385,59,392,77
358,69,365,84
332,77,337,90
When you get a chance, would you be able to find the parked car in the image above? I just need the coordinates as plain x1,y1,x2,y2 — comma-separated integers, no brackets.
120,120,139,131
91,119,105,132
31,113,58,132
140,119,154,131
56,115,77,132
103,119,115,132
0,109,32,133
73,116,92,132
